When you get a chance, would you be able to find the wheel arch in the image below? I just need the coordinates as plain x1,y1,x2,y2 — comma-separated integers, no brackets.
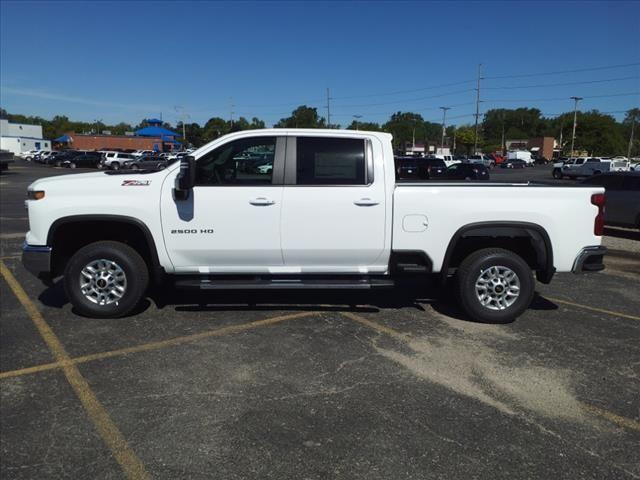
441,221,555,284
47,214,164,281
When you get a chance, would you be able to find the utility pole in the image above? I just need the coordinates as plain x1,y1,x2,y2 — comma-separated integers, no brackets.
452,126,456,153
326,88,331,127
500,112,505,155
440,107,450,151
229,97,235,126
353,114,362,130
559,120,563,155
570,96,583,157
473,63,483,154
628,111,636,159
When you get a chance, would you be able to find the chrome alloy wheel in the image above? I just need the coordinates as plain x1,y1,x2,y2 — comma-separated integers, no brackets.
80,259,127,305
474,265,520,311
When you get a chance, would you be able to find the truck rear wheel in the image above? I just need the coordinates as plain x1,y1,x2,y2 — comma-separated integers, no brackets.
456,248,534,323
552,169,563,179
63,241,149,318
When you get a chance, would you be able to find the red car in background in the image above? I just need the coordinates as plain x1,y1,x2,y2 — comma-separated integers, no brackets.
488,153,505,165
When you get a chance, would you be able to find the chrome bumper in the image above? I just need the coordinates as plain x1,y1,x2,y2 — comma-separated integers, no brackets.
22,242,52,278
572,246,607,273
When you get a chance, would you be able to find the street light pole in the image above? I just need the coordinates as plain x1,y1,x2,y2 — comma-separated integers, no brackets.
570,96,583,157
440,107,450,151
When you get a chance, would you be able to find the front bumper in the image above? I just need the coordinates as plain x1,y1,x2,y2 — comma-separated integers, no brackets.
22,242,52,279
572,246,607,273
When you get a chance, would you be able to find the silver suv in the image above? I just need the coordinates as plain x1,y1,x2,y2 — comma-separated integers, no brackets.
100,151,136,170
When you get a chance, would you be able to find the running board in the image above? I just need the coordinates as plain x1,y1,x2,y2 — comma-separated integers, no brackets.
173,276,395,290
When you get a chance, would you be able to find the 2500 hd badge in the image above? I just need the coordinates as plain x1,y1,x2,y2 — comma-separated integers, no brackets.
170,229,215,234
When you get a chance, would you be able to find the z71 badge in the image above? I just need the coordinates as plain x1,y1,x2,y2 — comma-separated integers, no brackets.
122,180,151,186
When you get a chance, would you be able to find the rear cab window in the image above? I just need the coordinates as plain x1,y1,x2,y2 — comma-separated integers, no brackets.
294,137,367,185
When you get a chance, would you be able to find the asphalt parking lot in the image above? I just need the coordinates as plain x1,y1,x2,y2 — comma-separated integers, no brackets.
1,161,639,479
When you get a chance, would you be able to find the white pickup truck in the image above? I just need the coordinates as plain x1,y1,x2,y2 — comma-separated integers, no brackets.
22,129,606,323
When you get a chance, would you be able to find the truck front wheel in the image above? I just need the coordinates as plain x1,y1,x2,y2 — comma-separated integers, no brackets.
456,248,534,323
63,241,149,318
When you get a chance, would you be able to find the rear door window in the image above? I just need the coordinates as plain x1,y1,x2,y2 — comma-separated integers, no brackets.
295,137,366,185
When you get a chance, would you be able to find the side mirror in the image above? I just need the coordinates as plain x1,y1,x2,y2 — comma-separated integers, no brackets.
173,155,196,200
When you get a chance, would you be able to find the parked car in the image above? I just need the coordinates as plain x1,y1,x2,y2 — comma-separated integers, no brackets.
52,150,81,167
33,151,52,163
23,129,606,324
581,172,640,228
428,154,460,168
561,157,616,178
501,159,527,169
132,150,155,158
16,150,39,160
441,162,490,180
124,155,169,171
467,154,495,168
488,153,505,165
100,151,137,170
42,151,64,165
507,151,534,166
62,151,102,169
396,156,446,180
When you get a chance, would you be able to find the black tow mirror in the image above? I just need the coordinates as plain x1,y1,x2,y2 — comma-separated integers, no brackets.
174,155,196,200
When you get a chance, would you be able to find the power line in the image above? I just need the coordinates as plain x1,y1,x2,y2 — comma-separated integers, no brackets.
483,76,638,90
331,79,475,100
334,89,475,108
484,62,640,80
484,91,640,103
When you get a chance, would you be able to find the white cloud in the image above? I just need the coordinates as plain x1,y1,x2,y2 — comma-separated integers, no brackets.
1,86,164,112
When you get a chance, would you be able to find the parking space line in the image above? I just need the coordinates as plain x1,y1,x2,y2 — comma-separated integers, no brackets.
0,311,316,380
341,311,640,433
0,261,151,480
581,403,640,432
547,296,640,321
341,311,410,341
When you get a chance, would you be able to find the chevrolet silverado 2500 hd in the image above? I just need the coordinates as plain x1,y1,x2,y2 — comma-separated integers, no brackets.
22,129,607,322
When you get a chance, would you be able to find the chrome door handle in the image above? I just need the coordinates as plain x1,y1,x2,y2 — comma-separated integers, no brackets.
354,198,379,206
249,197,275,206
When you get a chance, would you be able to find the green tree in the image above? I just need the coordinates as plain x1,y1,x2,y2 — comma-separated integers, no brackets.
345,121,381,131
274,106,326,128
455,126,481,154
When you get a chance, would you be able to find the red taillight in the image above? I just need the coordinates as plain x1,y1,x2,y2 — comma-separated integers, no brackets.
591,193,606,236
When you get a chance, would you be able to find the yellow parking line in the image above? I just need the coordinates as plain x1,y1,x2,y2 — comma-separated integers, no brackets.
0,261,151,480
547,296,640,321
341,311,410,342
0,311,315,380
581,403,640,432
0,255,21,261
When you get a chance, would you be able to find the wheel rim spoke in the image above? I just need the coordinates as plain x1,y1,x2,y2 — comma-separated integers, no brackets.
474,265,521,311
79,259,127,306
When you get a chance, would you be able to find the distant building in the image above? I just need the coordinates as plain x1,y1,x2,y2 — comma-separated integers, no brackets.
527,137,555,161
0,119,50,154
60,118,183,152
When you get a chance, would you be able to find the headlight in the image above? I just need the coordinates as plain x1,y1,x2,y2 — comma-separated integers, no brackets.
27,190,45,200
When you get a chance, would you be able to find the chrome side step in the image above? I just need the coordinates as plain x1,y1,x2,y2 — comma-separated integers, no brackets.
173,276,395,290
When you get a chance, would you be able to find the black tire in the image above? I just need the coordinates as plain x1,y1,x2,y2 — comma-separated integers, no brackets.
64,241,149,318
552,168,563,179
455,248,534,324
111,162,120,170
69,162,76,169
130,164,139,170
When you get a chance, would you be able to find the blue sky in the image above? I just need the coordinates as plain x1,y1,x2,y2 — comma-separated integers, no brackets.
1,0,638,127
